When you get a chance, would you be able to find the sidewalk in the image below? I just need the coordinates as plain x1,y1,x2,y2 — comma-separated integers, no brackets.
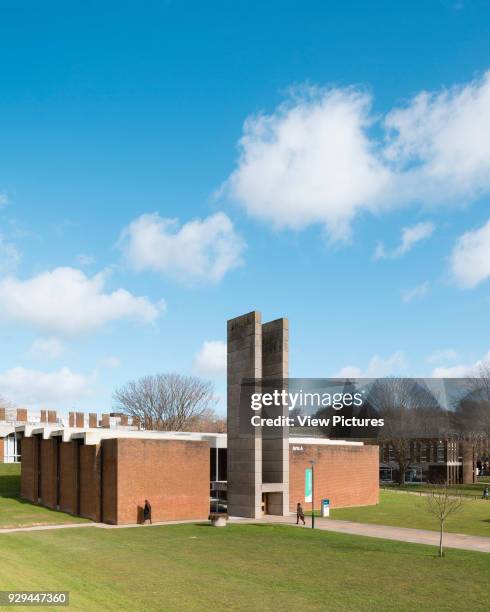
248,514,490,553
0,518,205,534
2,515,490,553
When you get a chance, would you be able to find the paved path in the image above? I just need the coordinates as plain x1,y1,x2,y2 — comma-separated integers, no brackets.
0,519,201,534
2,516,490,553
245,514,490,553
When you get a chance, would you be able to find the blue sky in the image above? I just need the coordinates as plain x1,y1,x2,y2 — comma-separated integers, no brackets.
1,0,490,414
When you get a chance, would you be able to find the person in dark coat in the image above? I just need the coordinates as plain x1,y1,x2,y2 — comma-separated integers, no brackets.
143,499,152,524
296,502,306,525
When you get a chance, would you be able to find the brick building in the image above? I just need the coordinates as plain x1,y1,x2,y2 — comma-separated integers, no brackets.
378,438,488,484
0,407,138,463
18,425,378,524
18,310,380,524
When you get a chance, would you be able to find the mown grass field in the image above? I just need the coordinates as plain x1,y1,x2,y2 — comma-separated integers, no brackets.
0,462,21,495
0,463,87,528
1,523,489,611
0,496,88,529
381,480,490,498
331,490,490,537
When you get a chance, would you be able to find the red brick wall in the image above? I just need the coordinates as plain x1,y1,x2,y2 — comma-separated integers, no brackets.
0,407,5,421
69,412,75,427
105,438,210,525
40,410,47,423
79,444,100,520
48,411,57,424
21,437,38,502
101,438,118,524
89,413,98,428
59,442,76,514
289,443,379,511
40,439,57,508
75,412,85,427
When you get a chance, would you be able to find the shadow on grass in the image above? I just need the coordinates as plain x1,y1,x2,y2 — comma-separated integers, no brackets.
0,474,21,497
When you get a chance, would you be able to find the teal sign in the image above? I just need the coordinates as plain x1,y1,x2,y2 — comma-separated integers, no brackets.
305,468,312,502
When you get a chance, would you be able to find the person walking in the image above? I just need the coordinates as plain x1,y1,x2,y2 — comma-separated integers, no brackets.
296,502,306,525
143,499,152,524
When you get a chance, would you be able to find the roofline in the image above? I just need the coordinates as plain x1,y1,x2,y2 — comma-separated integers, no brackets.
15,425,365,447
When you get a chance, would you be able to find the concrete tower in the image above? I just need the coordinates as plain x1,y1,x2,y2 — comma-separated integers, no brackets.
227,311,289,518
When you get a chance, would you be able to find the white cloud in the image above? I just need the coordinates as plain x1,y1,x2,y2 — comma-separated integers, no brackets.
28,337,64,360
401,281,430,303
223,71,490,240
194,340,227,377
0,267,163,337
120,212,245,284
0,194,8,207
0,235,20,273
223,86,392,240
336,351,407,378
426,349,459,365
431,351,490,377
76,254,96,267
375,222,434,260
450,219,490,288
100,356,121,369
384,71,490,203
0,366,91,408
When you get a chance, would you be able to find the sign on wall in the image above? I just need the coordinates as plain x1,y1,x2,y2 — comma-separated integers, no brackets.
305,467,312,502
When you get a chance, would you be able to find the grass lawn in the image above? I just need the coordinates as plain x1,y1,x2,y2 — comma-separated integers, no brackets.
331,491,490,537
0,463,87,529
382,481,489,498
1,523,489,611
0,462,21,495
0,496,88,529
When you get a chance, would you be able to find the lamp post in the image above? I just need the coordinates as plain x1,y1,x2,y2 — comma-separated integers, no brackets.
309,459,315,529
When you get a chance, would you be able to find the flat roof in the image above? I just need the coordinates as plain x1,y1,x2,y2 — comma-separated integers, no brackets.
0,425,15,437
15,425,363,447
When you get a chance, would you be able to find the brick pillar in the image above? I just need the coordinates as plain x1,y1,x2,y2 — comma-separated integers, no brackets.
16,408,28,422
75,412,85,428
0,407,6,421
20,437,38,502
48,410,57,424
40,410,47,423
89,413,98,428
69,412,75,427
59,441,79,515
120,415,128,426
40,439,57,509
101,414,110,428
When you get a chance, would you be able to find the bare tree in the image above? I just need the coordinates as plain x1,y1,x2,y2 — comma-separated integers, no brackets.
367,378,446,485
425,484,464,557
189,410,227,433
113,373,218,431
